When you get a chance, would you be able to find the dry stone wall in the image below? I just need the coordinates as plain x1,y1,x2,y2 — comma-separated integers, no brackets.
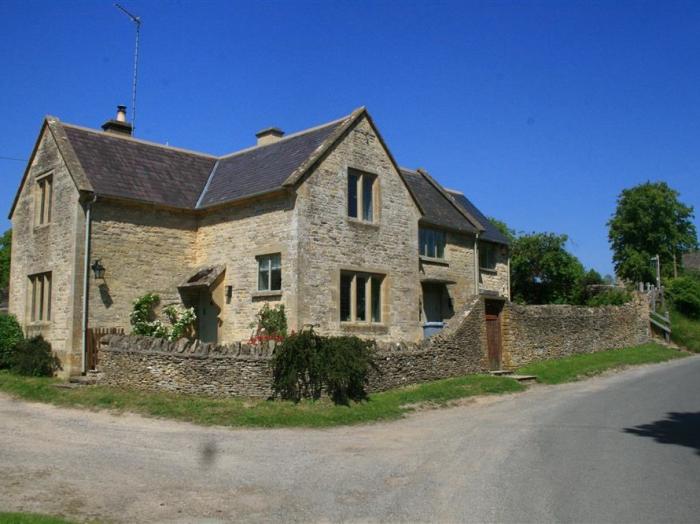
501,294,650,368
98,295,650,398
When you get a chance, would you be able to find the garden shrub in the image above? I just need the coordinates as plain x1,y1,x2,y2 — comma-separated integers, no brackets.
271,328,377,404
0,314,23,369
10,335,61,377
250,303,287,340
130,293,197,341
320,335,377,404
586,288,632,307
271,328,324,401
666,276,700,318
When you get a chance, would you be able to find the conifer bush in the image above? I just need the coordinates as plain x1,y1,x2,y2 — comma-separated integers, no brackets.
271,328,376,404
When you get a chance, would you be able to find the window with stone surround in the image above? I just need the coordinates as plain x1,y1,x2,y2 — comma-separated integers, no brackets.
419,227,446,259
479,242,498,271
347,169,376,222
257,254,281,291
29,272,52,322
340,271,383,323
35,173,53,226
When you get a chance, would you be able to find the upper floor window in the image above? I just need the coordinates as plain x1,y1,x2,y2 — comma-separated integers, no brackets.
257,254,281,291
340,271,383,323
479,242,498,270
35,174,53,226
347,169,376,222
419,228,446,259
29,272,52,322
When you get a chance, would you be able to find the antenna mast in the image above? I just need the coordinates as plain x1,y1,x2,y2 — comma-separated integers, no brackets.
115,3,141,133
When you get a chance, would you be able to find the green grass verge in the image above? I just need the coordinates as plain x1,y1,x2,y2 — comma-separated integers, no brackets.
670,308,700,353
0,513,74,524
517,342,688,385
0,372,524,429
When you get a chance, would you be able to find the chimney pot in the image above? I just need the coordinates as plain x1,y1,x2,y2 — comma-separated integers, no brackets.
116,105,127,122
102,104,133,136
255,127,284,146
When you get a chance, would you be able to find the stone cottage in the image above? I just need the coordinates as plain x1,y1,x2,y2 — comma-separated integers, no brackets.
8,106,509,376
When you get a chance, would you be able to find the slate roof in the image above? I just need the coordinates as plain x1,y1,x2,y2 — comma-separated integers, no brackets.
41,111,502,242
449,192,511,245
399,168,478,234
198,119,345,208
62,125,217,209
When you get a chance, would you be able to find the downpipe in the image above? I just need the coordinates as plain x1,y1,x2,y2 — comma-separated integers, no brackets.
81,194,97,375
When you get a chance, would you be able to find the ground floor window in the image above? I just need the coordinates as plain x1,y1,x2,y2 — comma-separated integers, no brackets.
257,254,281,291
340,271,383,323
29,272,52,322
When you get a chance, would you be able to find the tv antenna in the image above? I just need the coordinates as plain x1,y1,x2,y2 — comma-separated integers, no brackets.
114,3,141,133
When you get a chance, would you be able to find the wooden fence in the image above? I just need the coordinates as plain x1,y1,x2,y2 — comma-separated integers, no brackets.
87,327,124,370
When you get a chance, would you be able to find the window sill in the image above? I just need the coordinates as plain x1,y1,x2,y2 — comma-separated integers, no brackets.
420,256,449,266
26,321,52,328
340,322,389,333
347,217,379,229
252,290,283,299
33,223,52,232
479,267,498,274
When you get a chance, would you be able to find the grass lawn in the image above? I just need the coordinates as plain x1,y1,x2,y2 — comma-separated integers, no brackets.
0,513,74,524
517,342,688,385
0,372,524,429
670,308,700,353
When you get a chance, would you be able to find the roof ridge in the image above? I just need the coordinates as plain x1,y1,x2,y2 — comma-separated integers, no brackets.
60,122,218,159
217,113,353,161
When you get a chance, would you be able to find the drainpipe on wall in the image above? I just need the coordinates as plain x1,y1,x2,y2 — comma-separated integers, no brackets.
81,194,97,375
507,254,511,300
474,232,480,296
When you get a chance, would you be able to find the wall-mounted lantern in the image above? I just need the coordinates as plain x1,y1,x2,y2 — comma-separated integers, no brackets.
91,259,106,280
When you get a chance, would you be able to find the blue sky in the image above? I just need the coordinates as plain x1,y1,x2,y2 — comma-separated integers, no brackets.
1,0,698,275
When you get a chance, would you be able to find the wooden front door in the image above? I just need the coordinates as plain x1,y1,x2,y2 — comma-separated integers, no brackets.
485,300,503,370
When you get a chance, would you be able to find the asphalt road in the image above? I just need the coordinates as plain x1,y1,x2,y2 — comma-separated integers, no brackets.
1,355,699,523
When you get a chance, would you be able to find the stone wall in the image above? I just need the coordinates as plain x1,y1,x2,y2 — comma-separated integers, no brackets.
98,295,651,398
195,193,298,341
295,115,423,342
98,297,487,397
9,127,86,375
89,201,198,331
501,294,650,368
479,241,510,298
369,296,486,391
99,334,275,397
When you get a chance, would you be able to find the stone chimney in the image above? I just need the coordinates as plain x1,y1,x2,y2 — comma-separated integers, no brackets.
255,127,284,146
102,105,133,136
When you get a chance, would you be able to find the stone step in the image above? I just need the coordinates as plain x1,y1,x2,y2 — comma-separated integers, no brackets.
509,374,538,383
68,375,99,386
489,369,513,376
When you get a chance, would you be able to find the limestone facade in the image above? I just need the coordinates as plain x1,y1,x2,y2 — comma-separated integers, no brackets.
9,112,510,374
9,127,87,376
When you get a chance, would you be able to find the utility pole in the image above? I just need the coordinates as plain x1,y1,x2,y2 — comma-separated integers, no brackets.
115,4,141,133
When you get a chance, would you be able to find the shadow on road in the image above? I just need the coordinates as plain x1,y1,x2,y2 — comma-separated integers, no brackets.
624,412,700,455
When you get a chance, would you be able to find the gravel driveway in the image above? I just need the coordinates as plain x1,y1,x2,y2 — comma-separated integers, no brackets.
2,356,700,523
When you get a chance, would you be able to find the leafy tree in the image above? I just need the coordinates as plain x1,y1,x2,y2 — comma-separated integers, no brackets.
574,268,605,305
488,217,516,243
608,182,697,283
0,229,10,292
511,232,585,304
